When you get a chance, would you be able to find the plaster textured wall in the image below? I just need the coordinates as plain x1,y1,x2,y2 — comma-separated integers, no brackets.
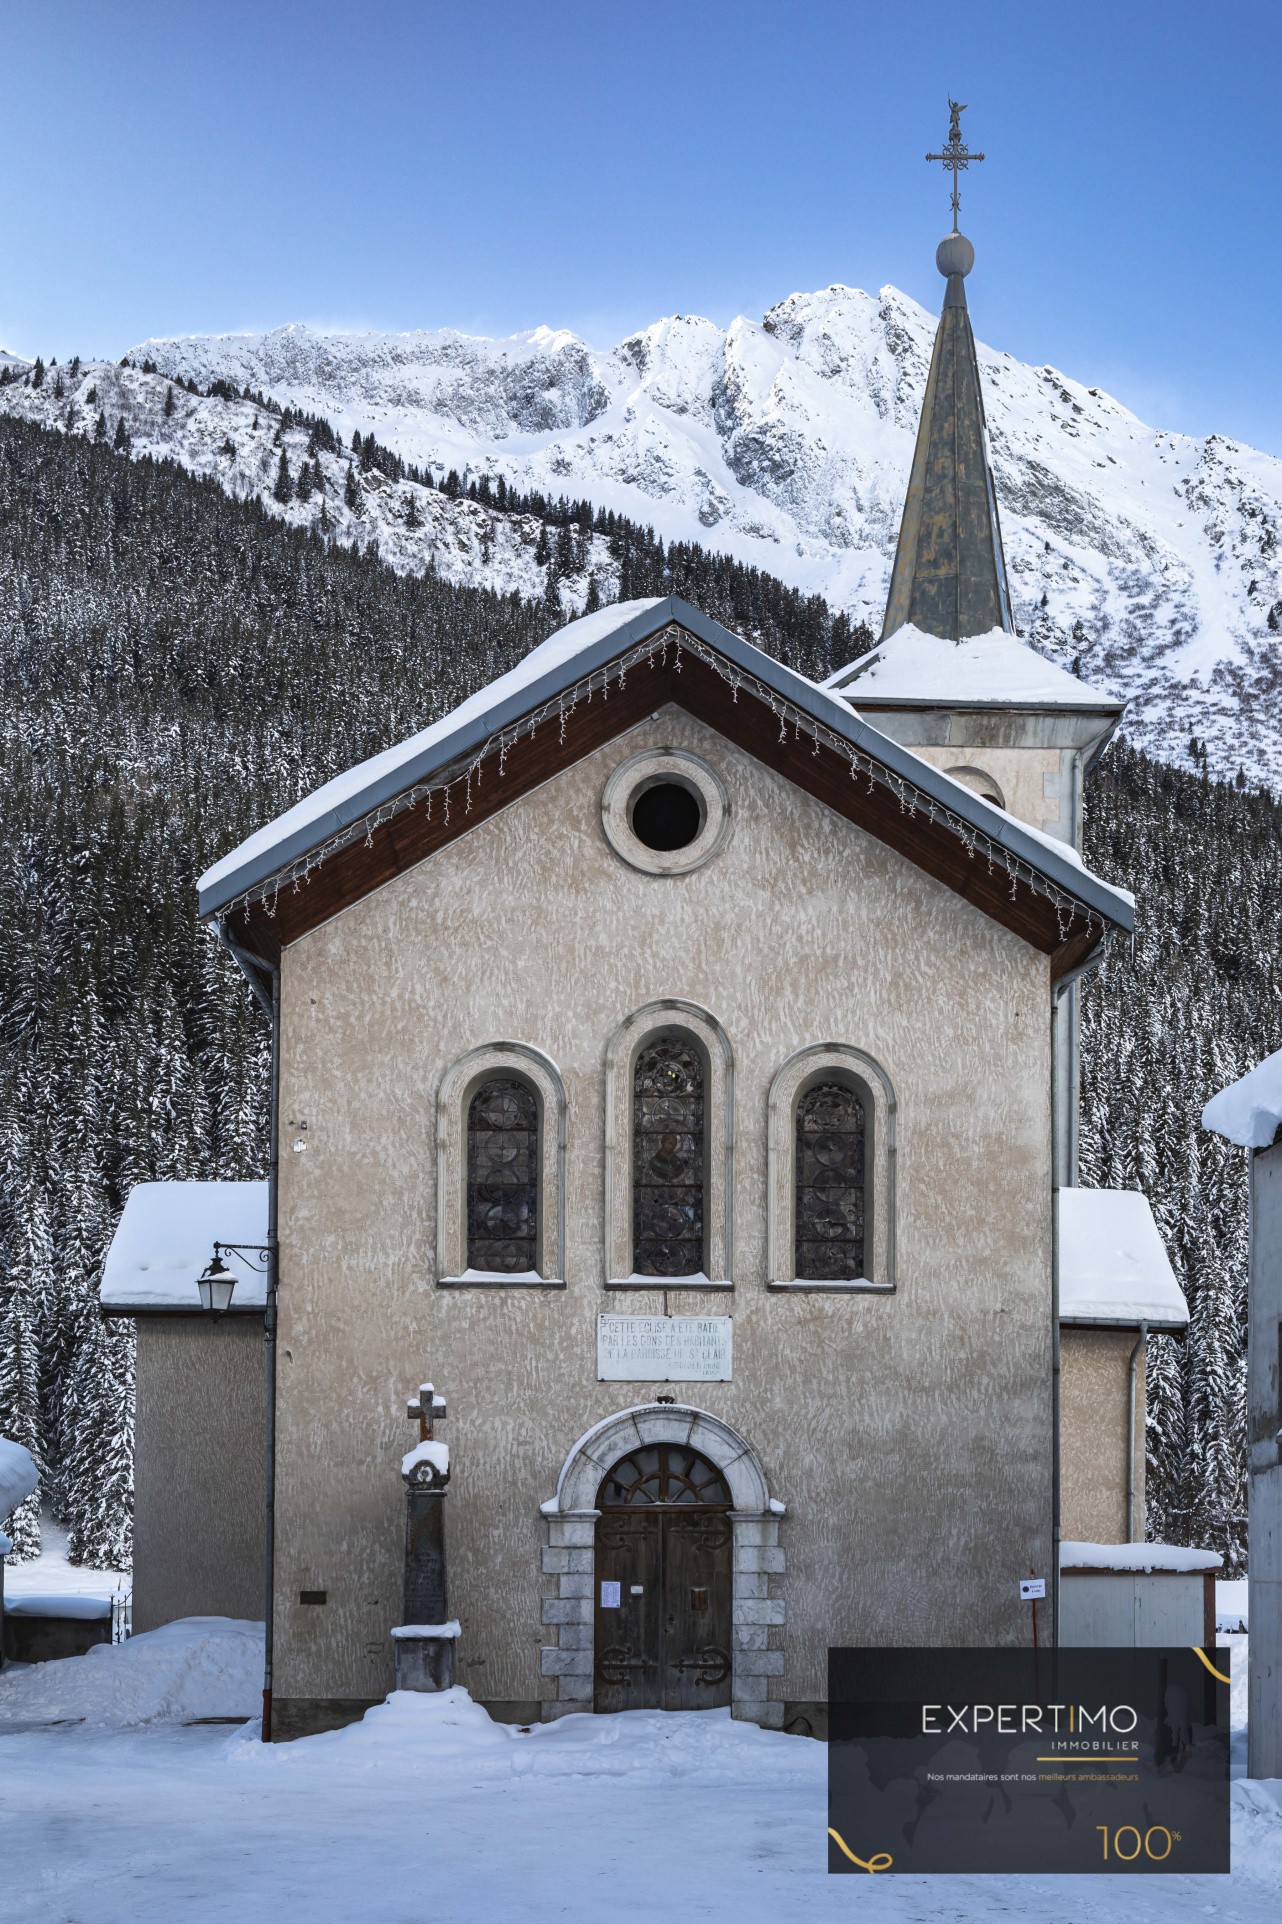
133,1319,265,1633
1059,1327,1144,1544
904,744,1069,841
271,706,1054,1711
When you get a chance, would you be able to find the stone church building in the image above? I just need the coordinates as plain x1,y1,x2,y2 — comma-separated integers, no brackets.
104,225,1190,1740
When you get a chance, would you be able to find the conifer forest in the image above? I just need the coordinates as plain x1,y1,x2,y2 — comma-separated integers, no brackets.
0,411,1276,1572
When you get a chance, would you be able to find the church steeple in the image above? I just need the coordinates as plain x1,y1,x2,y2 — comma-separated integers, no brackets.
881,104,1014,643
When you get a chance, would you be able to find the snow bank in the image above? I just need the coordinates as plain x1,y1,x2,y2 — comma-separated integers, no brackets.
1218,1576,1249,1632
390,1621,461,1639
0,1616,262,1727
100,1180,268,1310
829,622,1119,709
199,599,665,896
4,1594,111,1620
1060,1540,1222,1572
0,1439,38,1522
231,1685,810,1785
1203,1047,1282,1149
1057,1187,1189,1327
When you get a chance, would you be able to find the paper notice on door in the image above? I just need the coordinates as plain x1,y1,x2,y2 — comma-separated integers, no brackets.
600,1580,621,1608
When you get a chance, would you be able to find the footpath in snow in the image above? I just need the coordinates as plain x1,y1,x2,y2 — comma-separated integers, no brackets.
0,1621,1278,1923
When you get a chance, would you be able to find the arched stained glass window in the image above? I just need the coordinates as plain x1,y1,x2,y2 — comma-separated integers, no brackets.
466,1077,538,1273
632,1037,705,1276
794,1080,866,1281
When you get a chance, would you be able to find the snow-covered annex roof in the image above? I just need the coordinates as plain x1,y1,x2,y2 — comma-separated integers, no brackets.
825,623,1123,712
1060,1541,1221,1573
1057,1188,1189,1330
1202,1047,1282,1150
197,596,1134,950
100,1181,269,1314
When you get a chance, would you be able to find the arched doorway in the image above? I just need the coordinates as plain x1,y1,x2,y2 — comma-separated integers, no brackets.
593,1443,733,1713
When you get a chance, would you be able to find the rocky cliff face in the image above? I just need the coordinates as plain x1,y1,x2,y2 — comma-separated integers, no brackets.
7,280,1281,783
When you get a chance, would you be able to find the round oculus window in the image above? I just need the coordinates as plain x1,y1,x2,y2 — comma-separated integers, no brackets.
629,778,705,852
601,749,731,876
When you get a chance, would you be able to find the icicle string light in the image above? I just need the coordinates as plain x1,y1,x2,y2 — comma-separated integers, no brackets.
229,624,1112,941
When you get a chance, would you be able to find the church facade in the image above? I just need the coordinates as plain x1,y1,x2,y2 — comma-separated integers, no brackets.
214,596,1130,1740
111,221,1154,1739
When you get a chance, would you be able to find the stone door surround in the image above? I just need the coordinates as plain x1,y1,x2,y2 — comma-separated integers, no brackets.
539,1404,785,1728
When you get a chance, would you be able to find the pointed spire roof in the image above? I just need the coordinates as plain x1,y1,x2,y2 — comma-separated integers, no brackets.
882,230,1014,643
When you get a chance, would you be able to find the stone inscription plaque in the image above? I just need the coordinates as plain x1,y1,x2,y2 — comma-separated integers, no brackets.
596,1314,733,1382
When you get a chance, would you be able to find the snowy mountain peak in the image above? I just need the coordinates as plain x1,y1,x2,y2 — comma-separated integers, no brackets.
3,282,1279,784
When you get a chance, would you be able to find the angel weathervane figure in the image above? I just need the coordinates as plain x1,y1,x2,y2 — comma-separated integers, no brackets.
927,99,985,231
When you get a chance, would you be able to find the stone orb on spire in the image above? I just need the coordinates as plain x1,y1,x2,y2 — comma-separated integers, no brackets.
937,231,975,279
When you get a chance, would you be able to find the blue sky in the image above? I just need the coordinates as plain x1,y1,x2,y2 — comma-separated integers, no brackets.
1,1,1279,451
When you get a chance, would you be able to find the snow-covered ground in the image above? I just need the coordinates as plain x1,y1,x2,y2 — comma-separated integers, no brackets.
0,1621,1276,1922
2,1511,129,1606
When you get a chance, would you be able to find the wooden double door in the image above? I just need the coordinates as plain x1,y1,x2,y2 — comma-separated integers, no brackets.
592,1444,734,1713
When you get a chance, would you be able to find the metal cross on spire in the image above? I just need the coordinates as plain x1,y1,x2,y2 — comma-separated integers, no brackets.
926,99,984,231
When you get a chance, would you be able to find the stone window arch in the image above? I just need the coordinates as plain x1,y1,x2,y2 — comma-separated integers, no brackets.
436,1043,566,1286
767,1045,897,1292
604,1001,733,1289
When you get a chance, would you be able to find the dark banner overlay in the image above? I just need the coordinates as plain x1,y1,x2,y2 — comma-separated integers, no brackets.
828,1647,1229,1875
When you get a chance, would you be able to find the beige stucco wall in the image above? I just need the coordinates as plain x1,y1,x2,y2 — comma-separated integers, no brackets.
1059,1327,1145,1544
132,1317,265,1633
852,704,1118,849
271,705,1055,1714
898,742,1071,841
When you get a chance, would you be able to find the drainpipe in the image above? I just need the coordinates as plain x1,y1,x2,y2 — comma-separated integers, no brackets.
218,926,281,1743
1126,1320,1148,1542
1049,1007,1062,1653
1048,946,1106,1650
261,964,281,1740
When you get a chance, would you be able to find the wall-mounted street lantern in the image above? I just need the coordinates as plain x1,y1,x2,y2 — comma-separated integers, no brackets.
195,1240,272,1318
197,1253,237,1316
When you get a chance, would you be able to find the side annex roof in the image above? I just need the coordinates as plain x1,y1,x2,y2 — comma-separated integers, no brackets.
199,596,1133,966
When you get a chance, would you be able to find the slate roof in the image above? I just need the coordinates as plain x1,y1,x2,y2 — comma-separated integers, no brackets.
881,255,1013,643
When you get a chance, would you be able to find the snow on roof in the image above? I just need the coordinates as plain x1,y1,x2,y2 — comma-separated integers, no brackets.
826,623,1121,710
198,598,665,900
1202,1047,1282,1149
1057,1188,1189,1329
1060,1541,1222,1573
3,1594,113,1620
0,1440,39,1521
99,1181,268,1312
943,801,1137,911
